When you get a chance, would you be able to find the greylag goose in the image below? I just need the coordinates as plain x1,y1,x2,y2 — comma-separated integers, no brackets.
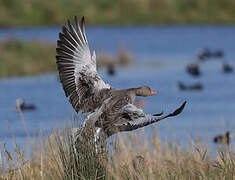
56,17,186,138
56,17,157,114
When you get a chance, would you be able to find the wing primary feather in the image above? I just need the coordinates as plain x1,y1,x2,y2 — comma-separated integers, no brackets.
56,16,111,113
115,102,186,133
67,21,84,47
74,16,79,33
80,16,88,44
57,41,78,57
59,32,78,51
61,27,77,46
73,18,86,45
56,48,76,59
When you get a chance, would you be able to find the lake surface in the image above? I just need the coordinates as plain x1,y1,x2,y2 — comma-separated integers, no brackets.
0,25,235,153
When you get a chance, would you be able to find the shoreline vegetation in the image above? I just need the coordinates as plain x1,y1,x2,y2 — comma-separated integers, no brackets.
0,39,56,78
1,120,235,179
1,0,235,27
0,39,133,78
1,109,234,179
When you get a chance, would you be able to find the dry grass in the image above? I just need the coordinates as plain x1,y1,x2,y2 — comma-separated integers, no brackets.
1,108,235,179
1,121,235,179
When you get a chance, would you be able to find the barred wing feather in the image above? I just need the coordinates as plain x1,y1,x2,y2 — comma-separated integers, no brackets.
56,17,110,112
114,101,186,133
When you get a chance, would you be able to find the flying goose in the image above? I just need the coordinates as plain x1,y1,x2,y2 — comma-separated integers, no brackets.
56,17,186,138
94,100,186,138
56,17,158,113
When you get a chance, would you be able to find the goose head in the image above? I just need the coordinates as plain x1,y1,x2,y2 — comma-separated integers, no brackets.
135,86,157,97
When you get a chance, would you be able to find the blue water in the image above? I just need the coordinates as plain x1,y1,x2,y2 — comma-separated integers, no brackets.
0,26,235,153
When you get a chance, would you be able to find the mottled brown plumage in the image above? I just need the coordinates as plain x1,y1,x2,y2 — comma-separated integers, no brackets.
95,86,156,129
56,17,156,114
101,101,186,137
56,17,186,139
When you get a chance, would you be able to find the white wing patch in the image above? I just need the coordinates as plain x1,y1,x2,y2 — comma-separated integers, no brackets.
56,16,111,112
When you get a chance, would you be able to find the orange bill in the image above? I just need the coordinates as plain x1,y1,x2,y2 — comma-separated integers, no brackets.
151,90,157,95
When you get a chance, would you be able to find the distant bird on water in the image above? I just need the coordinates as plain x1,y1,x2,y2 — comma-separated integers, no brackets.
56,16,186,139
178,81,203,91
186,63,200,77
107,64,116,76
213,131,230,145
197,48,211,61
223,62,233,73
197,48,224,61
16,98,36,111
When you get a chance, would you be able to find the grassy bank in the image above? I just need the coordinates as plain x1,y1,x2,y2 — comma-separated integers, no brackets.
1,123,235,179
0,39,133,78
1,0,235,26
0,39,56,78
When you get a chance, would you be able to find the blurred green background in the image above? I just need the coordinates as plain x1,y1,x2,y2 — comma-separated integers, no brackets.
1,0,235,26
1,0,235,77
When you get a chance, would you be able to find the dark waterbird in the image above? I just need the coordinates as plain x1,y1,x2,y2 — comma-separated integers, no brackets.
197,48,212,61
223,62,233,73
186,63,200,77
178,81,203,91
16,98,36,111
197,48,224,61
213,131,230,145
56,16,186,138
107,64,116,76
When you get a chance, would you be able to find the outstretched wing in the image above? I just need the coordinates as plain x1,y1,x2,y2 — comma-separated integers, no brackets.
56,16,110,112
109,101,186,136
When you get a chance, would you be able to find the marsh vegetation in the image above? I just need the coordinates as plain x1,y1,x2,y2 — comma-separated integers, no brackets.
0,39,56,77
1,0,235,26
1,120,235,179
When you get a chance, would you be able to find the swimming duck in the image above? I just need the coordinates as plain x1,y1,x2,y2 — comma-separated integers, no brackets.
16,98,36,111
56,17,186,138
197,48,211,61
186,62,200,77
213,50,224,58
213,131,230,145
223,62,233,73
107,63,116,76
178,81,203,91
197,48,224,61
